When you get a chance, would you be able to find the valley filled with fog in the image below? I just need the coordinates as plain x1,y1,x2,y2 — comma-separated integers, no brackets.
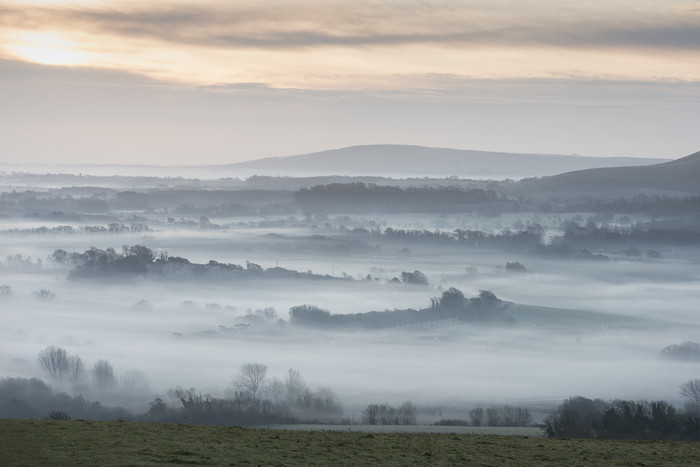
2,153,700,426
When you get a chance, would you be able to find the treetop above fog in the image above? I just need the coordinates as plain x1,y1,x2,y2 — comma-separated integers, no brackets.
288,288,511,330
50,245,349,282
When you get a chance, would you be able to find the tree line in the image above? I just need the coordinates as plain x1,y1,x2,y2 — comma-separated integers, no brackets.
361,401,417,425
295,182,501,212
350,223,690,260
545,380,700,440
288,288,513,330
3,223,151,235
47,245,343,282
5,350,344,426
433,405,533,427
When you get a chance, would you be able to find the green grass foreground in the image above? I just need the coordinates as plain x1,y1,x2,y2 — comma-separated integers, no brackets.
2,419,700,466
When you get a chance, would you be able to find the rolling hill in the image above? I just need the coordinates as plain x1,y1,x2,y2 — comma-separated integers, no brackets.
228,145,667,179
516,150,700,197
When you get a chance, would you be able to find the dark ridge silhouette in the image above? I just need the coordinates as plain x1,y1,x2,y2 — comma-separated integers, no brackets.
517,150,700,197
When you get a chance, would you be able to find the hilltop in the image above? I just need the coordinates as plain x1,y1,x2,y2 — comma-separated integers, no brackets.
227,144,666,179
516,150,700,197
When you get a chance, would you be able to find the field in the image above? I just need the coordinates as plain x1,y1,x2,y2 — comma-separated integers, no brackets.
2,419,700,466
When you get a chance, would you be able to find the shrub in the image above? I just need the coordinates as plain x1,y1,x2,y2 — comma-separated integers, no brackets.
46,410,71,420
33,289,56,300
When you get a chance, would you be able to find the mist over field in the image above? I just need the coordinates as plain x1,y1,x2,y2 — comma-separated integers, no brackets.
2,152,700,428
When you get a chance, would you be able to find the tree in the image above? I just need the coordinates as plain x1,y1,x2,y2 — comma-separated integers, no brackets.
401,270,428,285
680,379,700,413
265,377,285,405
544,396,607,438
513,407,533,427
173,388,206,411
284,369,307,405
499,405,532,427
33,289,56,300
288,305,331,327
122,245,154,263
434,287,466,309
377,403,397,425
477,290,498,302
505,261,527,272
234,363,267,399
362,403,379,425
500,405,517,426
37,346,69,380
147,397,169,419
91,359,116,391
311,387,343,416
680,379,700,403
485,407,500,426
469,407,484,426
48,249,70,265
660,342,700,361
120,369,150,394
397,400,417,425
67,355,85,384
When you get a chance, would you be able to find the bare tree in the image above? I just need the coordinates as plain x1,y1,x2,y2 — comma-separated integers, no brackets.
489,405,532,427
120,369,150,394
513,407,533,427
284,368,307,405
500,405,517,426
469,407,484,426
362,403,379,425
485,407,500,426
378,403,397,425
680,379,700,413
91,359,116,390
680,379,700,403
397,400,417,425
234,363,267,399
67,355,85,383
37,346,69,380
33,289,56,300
265,377,285,405
173,388,207,410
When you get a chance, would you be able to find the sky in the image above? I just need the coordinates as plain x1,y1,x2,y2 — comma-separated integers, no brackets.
1,0,700,165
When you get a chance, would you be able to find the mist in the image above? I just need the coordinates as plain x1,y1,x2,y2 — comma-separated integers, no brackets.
2,166,700,426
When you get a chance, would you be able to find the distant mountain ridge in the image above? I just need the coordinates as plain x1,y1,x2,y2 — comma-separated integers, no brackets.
517,150,700,196
228,145,668,179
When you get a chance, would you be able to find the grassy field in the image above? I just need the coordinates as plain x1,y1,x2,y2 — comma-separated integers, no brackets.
3,419,700,466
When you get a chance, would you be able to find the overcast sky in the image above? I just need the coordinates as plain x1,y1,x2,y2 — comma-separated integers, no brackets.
1,0,699,165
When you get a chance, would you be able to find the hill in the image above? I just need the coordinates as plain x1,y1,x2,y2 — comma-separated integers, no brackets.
516,150,700,197
228,144,667,179
2,419,699,466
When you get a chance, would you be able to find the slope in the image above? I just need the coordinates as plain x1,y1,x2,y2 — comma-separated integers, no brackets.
228,144,667,179
516,150,700,197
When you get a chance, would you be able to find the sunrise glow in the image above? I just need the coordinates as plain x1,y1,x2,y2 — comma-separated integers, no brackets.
7,32,93,66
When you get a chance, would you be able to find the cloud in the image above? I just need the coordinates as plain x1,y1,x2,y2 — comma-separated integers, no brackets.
2,1,700,52
1,2,699,165
2,1,699,90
